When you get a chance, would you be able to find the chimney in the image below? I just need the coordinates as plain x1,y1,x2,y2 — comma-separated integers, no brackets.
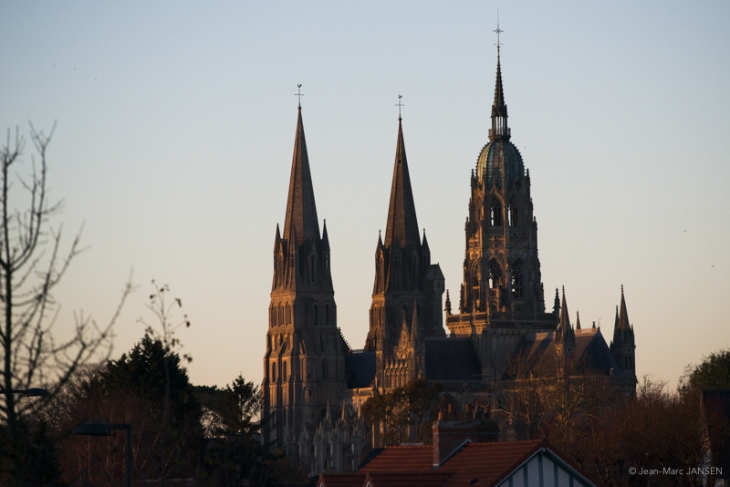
432,416,499,466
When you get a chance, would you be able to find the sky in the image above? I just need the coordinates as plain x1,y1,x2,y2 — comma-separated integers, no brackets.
1,1,728,391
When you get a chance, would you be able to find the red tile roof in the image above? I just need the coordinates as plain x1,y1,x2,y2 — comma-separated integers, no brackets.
365,471,454,487
358,440,543,482
439,440,544,487
316,473,366,487
358,444,434,472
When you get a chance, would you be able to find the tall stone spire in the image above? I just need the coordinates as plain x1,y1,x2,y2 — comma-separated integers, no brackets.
617,285,630,330
283,107,320,246
264,104,347,458
611,286,636,375
557,287,575,350
384,118,420,248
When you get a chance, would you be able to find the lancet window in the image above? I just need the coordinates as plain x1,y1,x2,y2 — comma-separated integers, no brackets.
511,260,524,299
490,198,503,226
488,259,502,289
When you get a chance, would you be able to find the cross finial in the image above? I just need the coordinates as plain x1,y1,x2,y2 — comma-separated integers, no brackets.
494,11,503,58
395,94,404,121
295,84,304,108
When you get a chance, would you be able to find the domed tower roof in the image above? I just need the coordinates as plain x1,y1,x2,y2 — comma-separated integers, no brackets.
477,139,524,189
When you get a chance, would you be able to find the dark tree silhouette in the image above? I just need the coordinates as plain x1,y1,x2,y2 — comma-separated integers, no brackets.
0,125,130,485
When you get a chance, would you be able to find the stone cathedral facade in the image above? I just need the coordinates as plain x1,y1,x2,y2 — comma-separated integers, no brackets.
262,50,637,473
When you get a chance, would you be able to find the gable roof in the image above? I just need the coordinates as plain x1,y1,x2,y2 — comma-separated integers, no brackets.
438,440,543,487
358,444,433,472
364,471,453,487
505,329,624,379
316,473,366,487
354,439,600,487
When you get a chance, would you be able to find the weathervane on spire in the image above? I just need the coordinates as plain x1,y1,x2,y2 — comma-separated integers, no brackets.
396,94,404,120
295,84,304,107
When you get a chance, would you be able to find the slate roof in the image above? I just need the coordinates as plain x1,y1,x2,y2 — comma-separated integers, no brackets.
425,338,482,381
505,328,624,379
345,351,376,389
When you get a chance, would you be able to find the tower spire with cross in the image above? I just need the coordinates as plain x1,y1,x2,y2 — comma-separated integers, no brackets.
295,83,304,108
395,94,404,121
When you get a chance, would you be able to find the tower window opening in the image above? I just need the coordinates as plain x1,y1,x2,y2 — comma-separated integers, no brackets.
325,304,330,326
271,362,277,382
511,260,524,299
283,361,288,382
490,199,502,226
314,303,318,326
508,202,518,226
488,260,502,289
309,256,315,282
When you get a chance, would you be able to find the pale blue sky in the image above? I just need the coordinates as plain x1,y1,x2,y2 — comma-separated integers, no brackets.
1,1,728,389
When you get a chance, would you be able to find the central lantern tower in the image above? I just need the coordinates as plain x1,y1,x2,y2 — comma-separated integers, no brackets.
445,42,558,381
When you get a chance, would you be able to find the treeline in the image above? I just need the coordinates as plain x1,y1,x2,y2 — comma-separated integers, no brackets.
1,333,305,486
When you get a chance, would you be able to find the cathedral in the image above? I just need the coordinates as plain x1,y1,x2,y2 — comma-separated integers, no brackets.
261,45,637,473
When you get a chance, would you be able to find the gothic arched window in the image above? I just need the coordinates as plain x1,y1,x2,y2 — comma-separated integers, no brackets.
271,362,277,382
283,361,288,382
490,198,503,227
314,303,318,326
488,259,502,289
508,199,519,227
511,260,524,299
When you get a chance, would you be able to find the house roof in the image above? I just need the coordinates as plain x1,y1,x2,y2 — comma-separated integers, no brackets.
364,472,454,487
343,438,600,487
425,338,482,381
316,473,366,487
358,444,433,472
439,440,543,487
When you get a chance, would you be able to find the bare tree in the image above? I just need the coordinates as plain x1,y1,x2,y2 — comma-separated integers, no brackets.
0,124,130,484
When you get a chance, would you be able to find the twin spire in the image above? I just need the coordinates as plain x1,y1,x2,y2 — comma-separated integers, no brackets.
283,106,320,247
383,117,421,249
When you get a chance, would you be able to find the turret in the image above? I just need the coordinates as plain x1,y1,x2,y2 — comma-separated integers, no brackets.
610,286,636,374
